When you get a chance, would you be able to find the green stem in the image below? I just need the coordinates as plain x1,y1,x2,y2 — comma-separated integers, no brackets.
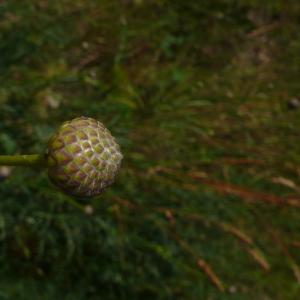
0,154,45,167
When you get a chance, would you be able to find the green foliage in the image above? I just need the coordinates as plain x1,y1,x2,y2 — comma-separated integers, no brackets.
1,0,300,299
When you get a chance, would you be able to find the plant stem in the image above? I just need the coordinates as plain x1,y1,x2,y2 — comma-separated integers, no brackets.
0,154,45,167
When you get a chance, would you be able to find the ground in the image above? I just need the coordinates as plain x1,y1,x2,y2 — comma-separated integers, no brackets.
1,1,300,299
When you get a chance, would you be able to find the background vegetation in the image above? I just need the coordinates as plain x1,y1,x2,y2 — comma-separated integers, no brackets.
1,0,300,299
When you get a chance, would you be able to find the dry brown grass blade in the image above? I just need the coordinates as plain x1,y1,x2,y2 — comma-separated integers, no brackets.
177,211,254,246
188,171,300,208
290,240,300,249
247,248,270,271
111,196,137,210
196,259,225,292
215,222,269,271
73,45,105,72
268,229,300,283
247,22,280,38
271,177,299,192
247,207,300,282
219,223,253,245
164,209,176,224
218,158,265,166
291,264,300,283
171,233,225,292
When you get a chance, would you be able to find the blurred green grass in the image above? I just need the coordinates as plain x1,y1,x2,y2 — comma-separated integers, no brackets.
1,0,300,299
